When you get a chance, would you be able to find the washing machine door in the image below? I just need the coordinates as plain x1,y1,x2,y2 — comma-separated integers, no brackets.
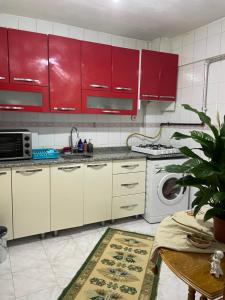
157,173,186,206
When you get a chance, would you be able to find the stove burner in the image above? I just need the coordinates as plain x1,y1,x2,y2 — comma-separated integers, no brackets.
132,143,180,157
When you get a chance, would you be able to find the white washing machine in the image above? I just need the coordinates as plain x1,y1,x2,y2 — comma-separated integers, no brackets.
144,158,190,223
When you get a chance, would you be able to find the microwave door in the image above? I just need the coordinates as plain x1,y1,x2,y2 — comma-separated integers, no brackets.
0,134,24,159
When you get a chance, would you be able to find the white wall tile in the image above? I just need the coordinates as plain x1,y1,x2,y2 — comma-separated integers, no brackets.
111,34,124,47
151,38,161,51
182,65,194,88
220,32,225,54
193,62,205,86
123,37,137,49
207,83,219,105
222,18,225,32
37,19,53,34
19,17,36,32
206,34,221,58
195,26,207,41
160,37,171,52
182,44,194,64
171,35,183,50
148,41,152,50
183,31,195,46
207,20,222,37
69,25,84,40
0,13,18,29
98,32,111,45
136,40,148,50
53,22,69,37
84,29,99,42
193,39,206,61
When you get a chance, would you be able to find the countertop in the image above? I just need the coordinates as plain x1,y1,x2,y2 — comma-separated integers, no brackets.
0,147,147,169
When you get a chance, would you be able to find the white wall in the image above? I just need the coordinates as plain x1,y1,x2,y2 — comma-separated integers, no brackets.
0,13,154,148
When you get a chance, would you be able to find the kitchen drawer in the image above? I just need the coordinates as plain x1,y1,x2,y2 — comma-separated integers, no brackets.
113,172,145,196
113,159,146,174
112,193,145,219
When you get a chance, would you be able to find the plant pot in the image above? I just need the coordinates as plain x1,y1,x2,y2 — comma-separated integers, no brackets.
214,217,225,243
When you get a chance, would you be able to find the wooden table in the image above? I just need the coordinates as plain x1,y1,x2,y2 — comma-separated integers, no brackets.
159,248,225,300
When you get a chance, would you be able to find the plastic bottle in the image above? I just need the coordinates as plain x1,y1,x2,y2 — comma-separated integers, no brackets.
78,139,84,153
87,139,93,153
83,139,88,152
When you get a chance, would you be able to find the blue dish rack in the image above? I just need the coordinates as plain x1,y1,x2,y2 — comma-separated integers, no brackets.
32,148,60,160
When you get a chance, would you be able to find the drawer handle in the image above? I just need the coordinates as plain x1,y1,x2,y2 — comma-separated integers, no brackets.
159,96,175,99
102,110,120,114
87,163,107,168
90,84,109,89
0,76,6,80
120,204,138,209
121,164,139,168
115,87,132,91
58,166,81,171
0,106,24,110
0,171,7,175
13,77,40,83
53,107,76,111
121,182,139,187
142,94,158,98
16,169,42,174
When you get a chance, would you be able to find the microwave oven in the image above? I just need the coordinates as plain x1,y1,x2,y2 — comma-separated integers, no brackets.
0,129,32,161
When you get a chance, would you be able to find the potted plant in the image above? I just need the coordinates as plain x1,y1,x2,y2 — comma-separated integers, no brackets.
165,104,225,243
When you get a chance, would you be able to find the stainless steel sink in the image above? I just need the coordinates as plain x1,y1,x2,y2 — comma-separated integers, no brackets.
61,152,93,159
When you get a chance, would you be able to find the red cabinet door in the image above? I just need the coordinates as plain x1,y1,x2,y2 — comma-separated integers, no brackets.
112,46,139,94
49,35,81,113
0,27,9,83
159,52,178,101
140,50,162,101
81,41,111,91
8,29,48,86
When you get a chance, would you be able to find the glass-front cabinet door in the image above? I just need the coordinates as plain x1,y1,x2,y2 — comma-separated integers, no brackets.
82,90,137,115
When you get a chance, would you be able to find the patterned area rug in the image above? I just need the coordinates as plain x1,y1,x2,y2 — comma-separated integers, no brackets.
58,228,161,300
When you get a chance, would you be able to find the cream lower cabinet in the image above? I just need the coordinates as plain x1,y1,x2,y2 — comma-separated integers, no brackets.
84,162,112,224
12,166,50,239
50,164,84,231
0,169,13,240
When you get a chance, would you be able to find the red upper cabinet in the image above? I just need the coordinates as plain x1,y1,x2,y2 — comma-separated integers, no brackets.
140,50,162,101
49,35,81,113
0,27,9,83
140,50,178,101
158,52,178,101
81,41,112,91
8,29,48,86
112,47,139,94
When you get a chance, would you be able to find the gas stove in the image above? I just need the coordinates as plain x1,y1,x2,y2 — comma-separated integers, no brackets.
131,144,185,159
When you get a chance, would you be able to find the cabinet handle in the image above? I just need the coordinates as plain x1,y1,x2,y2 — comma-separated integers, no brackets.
53,107,76,111
58,166,81,171
121,164,139,169
115,87,132,91
87,163,107,168
0,172,7,175
121,182,139,187
142,94,158,98
120,204,138,209
0,76,6,80
102,110,120,114
13,77,40,83
16,168,42,174
90,84,109,89
159,96,175,99
0,106,24,110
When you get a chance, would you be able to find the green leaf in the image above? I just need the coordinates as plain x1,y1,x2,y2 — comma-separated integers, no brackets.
191,162,219,178
164,164,190,173
204,208,223,221
176,175,207,187
179,146,202,159
212,192,225,204
182,104,219,138
183,159,202,170
171,132,191,140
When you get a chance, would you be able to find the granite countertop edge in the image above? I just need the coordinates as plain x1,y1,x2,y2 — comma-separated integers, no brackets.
0,147,147,169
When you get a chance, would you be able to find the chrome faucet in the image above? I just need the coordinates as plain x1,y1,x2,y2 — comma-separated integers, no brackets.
70,126,79,153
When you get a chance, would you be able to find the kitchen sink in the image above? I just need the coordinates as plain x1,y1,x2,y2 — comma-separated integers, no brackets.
61,152,93,159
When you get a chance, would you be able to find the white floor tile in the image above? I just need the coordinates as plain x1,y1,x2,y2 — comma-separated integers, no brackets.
12,265,56,298
0,272,15,300
15,286,62,300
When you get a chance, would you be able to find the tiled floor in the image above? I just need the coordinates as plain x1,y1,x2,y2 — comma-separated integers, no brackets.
0,217,199,300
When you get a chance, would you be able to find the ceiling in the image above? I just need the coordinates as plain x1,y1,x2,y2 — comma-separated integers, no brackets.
1,0,225,40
